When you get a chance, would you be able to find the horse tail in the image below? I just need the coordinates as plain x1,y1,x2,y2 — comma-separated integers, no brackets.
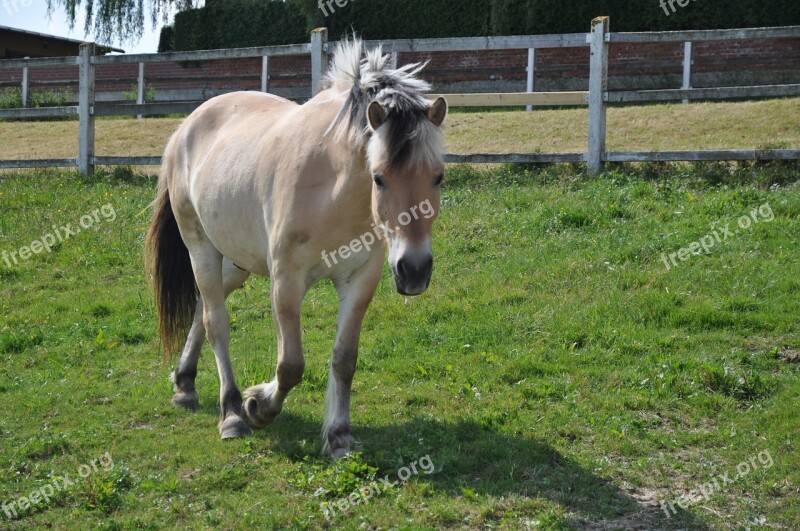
145,155,197,359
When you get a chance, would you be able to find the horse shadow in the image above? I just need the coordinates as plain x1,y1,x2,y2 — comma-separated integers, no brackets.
193,403,707,530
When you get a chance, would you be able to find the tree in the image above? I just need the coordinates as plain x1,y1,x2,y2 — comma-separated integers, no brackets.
45,0,197,45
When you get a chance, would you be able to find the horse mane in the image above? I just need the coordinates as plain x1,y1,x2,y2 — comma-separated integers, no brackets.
323,37,444,171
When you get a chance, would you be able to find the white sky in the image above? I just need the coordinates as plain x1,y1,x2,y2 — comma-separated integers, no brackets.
1,1,169,54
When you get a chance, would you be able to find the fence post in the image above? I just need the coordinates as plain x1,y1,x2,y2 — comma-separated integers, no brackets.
21,59,29,108
587,16,609,176
261,55,270,93
137,61,145,119
682,41,693,104
390,51,399,70
78,42,96,175
311,28,328,97
526,48,535,112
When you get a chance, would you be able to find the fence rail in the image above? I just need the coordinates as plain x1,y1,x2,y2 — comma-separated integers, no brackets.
1,19,798,175
358,33,590,52
608,25,800,43
91,42,312,65
607,84,800,103
6,148,799,171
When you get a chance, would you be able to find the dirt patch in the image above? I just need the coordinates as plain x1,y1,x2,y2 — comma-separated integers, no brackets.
568,486,670,530
779,347,800,364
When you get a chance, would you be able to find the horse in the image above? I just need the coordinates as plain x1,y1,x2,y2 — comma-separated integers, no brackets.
145,37,448,458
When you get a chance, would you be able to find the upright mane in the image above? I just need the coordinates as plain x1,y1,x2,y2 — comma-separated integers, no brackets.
323,37,444,171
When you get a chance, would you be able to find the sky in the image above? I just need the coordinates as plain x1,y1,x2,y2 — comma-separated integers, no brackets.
1,1,169,54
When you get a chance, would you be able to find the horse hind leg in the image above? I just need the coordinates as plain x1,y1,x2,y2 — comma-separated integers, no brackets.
170,300,204,410
180,234,251,439
171,258,250,411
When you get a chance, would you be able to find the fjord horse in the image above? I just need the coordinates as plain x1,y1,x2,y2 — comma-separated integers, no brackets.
145,38,447,458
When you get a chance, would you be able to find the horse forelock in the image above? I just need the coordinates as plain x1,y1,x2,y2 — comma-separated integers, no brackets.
324,37,444,171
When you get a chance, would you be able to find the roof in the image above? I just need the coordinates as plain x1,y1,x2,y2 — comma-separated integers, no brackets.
0,24,125,54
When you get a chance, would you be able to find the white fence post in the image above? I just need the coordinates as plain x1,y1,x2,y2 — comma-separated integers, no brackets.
587,16,609,176
526,48,535,112
21,59,29,108
78,42,96,175
261,55,270,93
390,51,399,70
682,41,693,104
136,61,145,119
311,28,328,97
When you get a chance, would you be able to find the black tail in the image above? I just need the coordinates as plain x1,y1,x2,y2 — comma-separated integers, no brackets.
145,179,197,359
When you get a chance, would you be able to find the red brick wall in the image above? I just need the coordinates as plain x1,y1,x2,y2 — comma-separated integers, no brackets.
0,37,797,100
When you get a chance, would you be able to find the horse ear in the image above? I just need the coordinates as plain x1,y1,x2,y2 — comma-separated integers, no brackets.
367,101,388,131
427,97,447,127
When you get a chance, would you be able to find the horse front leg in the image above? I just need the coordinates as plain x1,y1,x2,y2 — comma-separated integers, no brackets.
243,273,307,428
324,256,383,459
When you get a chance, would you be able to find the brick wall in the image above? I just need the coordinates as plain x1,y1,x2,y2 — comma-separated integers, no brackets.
1,37,797,102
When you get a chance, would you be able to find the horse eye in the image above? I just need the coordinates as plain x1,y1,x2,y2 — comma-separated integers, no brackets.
434,173,444,187
373,174,385,188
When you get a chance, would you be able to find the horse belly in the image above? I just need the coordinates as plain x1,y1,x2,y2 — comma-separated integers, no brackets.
191,162,273,276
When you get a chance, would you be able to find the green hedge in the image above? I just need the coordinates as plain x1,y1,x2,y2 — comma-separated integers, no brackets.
160,0,800,51
491,0,800,35
162,0,307,52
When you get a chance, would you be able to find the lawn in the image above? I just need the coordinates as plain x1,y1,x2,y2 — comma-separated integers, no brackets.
0,157,798,529
0,97,798,162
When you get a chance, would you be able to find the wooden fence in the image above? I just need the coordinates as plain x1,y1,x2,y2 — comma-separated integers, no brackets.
0,18,799,175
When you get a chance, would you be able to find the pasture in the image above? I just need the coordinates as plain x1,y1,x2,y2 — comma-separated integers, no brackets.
1,104,799,529
1,97,799,161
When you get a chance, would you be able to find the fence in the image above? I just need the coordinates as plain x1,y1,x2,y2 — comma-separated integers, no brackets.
1,18,799,175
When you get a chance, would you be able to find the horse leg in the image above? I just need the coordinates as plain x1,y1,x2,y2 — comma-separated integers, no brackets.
243,273,306,429
323,257,383,458
171,259,250,410
169,300,204,409
183,242,251,439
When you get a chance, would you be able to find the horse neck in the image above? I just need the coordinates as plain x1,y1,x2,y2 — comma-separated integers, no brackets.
328,137,372,213
312,92,373,215
300,89,375,227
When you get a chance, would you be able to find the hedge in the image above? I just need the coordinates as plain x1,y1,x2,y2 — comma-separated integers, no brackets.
160,0,800,52
161,0,307,52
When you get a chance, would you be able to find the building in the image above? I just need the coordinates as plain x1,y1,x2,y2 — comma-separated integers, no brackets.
0,25,123,59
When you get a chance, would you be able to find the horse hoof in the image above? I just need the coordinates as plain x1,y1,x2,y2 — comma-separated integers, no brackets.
220,415,251,440
325,428,360,459
242,396,278,429
329,446,352,460
171,391,200,410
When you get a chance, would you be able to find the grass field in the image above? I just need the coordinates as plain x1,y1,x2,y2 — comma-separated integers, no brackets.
0,98,798,161
1,156,799,529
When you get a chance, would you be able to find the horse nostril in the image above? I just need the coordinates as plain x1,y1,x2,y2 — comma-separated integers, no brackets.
421,255,433,275
397,255,433,279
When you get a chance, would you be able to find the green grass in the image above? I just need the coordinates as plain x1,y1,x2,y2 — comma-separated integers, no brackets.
1,161,799,529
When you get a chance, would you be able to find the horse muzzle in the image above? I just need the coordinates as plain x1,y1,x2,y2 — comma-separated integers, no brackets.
392,253,433,296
